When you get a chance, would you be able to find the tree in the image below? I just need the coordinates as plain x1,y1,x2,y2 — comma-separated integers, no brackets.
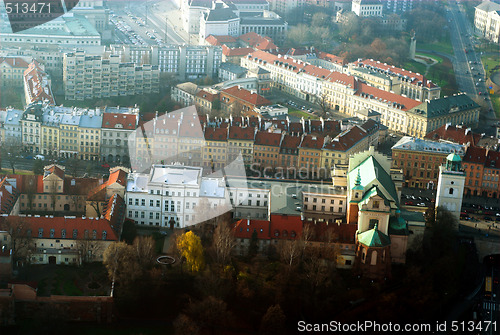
1,139,23,174
316,93,330,117
132,235,156,271
230,100,245,117
121,220,137,244
0,216,33,264
33,159,44,175
278,240,301,268
212,222,235,265
177,231,205,273
76,239,102,263
187,296,231,335
66,157,79,177
248,230,259,258
103,242,140,287
174,314,200,335
260,304,286,335
47,180,59,214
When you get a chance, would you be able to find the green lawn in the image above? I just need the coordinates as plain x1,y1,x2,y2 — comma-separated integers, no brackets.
403,61,428,76
288,108,319,119
415,52,444,64
418,39,454,56
491,95,500,118
0,85,24,109
481,54,500,77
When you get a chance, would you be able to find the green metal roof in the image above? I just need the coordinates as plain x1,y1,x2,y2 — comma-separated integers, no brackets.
359,185,390,207
348,156,399,206
357,227,391,247
389,216,409,235
407,94,479,119
447,153,462,162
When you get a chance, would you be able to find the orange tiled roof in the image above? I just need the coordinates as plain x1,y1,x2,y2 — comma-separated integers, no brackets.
222,86,271,106
425,124,482,145
300,135,324,150
222,45,254,57
254,131,282,146
324,125,368,151
356,82,421,111
102,113,137,130
204,127,228,141
0,57,29,68
196,90,219,102
205,34,237,46
228,125,255,140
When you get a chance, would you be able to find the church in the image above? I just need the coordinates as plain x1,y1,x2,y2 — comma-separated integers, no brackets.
342,147,409,280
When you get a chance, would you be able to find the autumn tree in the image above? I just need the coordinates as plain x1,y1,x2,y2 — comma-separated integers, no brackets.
177,231,205,273
260,304,286,335
174,314,200,335
212,222,235,265
187,296,231,335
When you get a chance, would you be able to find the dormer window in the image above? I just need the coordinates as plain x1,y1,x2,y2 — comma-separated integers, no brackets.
355,192,359,199
73,229,78,238
38,228,43,237
61,229,66,239
50,229,55,238
102,231,107,240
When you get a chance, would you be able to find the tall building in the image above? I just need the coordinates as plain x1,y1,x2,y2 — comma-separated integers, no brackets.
435,153,465,225
63,51,160,101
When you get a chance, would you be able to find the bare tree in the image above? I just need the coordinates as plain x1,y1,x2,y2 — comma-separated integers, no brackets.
1,139,23,174
0,216,34,264
48,180,58,214
103,242,141,287
230,100,245,117
316,93,330,117
132,235,156,271
212,222,235,265
278,239,301,268
25,177,36,213
88,200,103,218
76,239,102,263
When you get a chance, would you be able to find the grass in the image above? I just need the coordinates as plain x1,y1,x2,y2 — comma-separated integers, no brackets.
415,52,444,64
403,61,428,76
0,85,24,109
481,54,500,77
418,40,454,56
288,108,319,119
491,95,500,118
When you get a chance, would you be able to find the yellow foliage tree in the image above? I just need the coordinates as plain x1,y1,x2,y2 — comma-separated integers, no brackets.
177,231,205,273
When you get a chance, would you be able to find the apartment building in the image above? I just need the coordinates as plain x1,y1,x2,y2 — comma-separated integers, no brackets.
220,85,272,114
321,125,370,169
253,131,283,169
78,111,103,161
203,127,229,170
101,113,138,164
20,104,43,154
60,114,81,159
3,109,25,144
41,111,62,157
63,51,159,101
475,1,500,43
391,136,465,189
270,0,306,14
171,82,201,107
195,89,220,114
227,125,256,166
352,0,383,17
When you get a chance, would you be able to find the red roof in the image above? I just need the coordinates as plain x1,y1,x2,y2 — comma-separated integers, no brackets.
0,57,29,68
254,131,282,146
23,61,55,105
0,216,118,241
44,165,65,179
356,83,421,111
196,90,219,102
103,194,125,231
300,135,324,150
205,34,237,46
304,222,357,243
323,125,368,151
317,51,346,66
228,125,255,140
222,45,254,57
102,113,137,130
463,146,487,164
204,127,228,141
486,151,500,169
269,214,302,240
353,58,437,88
238,32,277,50
222,86,271,107
425,124,482,145
0,177,18,214
108,169,127,187
280,135,302,150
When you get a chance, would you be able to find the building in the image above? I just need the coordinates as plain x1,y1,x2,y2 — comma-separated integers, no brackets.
100,113,138,164
462,146,500,198
222,45,254,64
321,125,370,170
125,164,231,228
0,14,101,46
346,147,408,280
199,2,241,41
474,1,500,43
253,131,283,169
270,0,306,15
86,167,129,218
205,34,238,47
0,56,30,87
220,85,272,115
435,154,465,224
218,62,248,81
3,109,25,145
195,89,221,114
391,136,465,189
171,82,201,107
78,110,103,161
23,61,55,106
237,32,278,52
203,127,229,169
352,0,383,17
382,0,416,14
255,104,288,117
227,125,256,166
20,104,44,154
424,123,482,146
63,51,160,101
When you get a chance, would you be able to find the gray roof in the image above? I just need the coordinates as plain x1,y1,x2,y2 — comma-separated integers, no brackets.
60,114,81,126
149,165,202,186
42,112,63,127
476,1,500,12
205,8,239,22
408,94,480,119
4,109,24,126
1,14,100,37
240,17,286,25
220,62,247,76
200,179,226,198
79,113,104,129
392,136,465,156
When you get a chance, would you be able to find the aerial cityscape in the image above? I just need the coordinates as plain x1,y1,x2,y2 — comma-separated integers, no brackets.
0,0,499,334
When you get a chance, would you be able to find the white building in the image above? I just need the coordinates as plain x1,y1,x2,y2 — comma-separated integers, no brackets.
125,165,231,228
3,109,25,144
255,104,288,117
200,2,241,40
474,1,500,43
435,153,465,225
352,0,383,17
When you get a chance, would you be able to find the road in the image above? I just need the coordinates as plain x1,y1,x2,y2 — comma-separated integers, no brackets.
445,2,497,133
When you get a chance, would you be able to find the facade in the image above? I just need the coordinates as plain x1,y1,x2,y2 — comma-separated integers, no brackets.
20,104,43,154
63,51,160,101
227,125,256,166
3,109,25,144
253,131,283,169
203,127,229,169
100,112,138,164
195,89,220,114
391,136,465,189
474,1,500,43
0,57,29,87
463,146,500,198
125,165,230,228
220,85,272,114
435,154,465,224
78,111,103,161
172,82,201,107
352,0,383,17
199,2,241,41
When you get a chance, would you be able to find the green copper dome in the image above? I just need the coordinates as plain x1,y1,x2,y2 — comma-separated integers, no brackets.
446,153,461,162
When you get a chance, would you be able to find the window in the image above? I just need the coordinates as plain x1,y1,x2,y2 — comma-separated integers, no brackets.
102,231,107,240
50,229,55,238
150,200,154,206
449,188,454,195
135,199,139,206
141,199,145,206
156,200,160,207
38,228,44,237
73,229,78,238
369,219,378,229
373,201,380,209
61,229,66,239
92,230,97,239
128,198,132,205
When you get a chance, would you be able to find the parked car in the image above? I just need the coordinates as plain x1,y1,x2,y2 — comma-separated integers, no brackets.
101,163,110,168
417,202,426,207
405,201,414,206
34,154,45,160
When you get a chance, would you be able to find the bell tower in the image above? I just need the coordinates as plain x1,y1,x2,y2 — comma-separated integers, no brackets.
435,153,465,226
347,169,363,224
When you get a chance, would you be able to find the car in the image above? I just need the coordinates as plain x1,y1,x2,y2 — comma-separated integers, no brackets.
25,155,33,160
417,202,426,207
34,154,45,160
405,201,414,206
296,206,302,211
292,193,297,198
101,163,110,168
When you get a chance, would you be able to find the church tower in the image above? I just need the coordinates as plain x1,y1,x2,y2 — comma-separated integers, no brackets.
435,153,465,226
347,169,363,224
